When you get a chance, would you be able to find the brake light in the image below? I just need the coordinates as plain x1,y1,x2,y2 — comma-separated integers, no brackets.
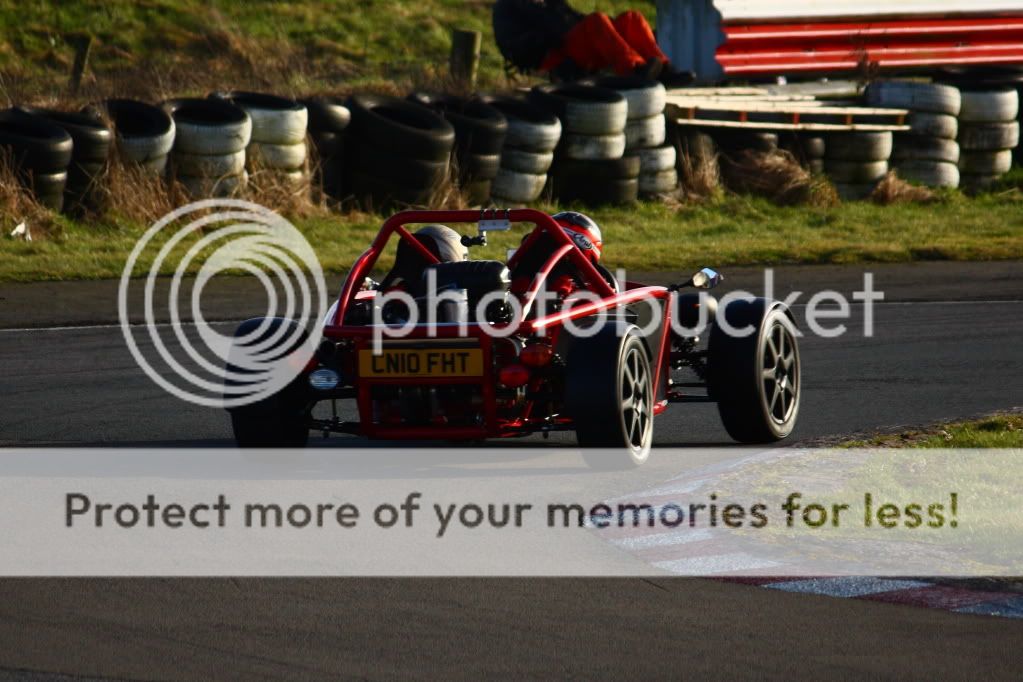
498,364,530,388
520,343,553,367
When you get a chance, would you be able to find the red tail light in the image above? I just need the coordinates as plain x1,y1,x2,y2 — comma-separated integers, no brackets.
520,343,553,367
499,364,530,388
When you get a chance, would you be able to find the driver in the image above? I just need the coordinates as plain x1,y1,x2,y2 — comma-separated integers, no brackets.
377,224,467,294
512,211,619,296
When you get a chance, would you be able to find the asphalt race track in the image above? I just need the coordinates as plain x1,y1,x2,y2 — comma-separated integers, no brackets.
0,261,1021,679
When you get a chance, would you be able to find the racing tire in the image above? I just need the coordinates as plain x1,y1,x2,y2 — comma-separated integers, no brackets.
179,170,248,198
163,97,252,155
824,159,889,183
958,149,1013,175
958,122,1020,151
585,76,666,120
529,84,628,136
490,167,547,204
891,135,960,163
464,152,501,181
560,132,626,161
140,154,169,175
639,169,678,195
500,148,554,175
15,106,110,163
565,325,653,468
713,130,777,153
302,96,351,134
552,175,639,206
349,170,433,208
555,155,641,180
894,160,960,188
105,99,176,162
172,149,246,177
0,109,74,174
351,143,449,188
347,94,455,161
212,91,308,145
624,114,666,150
408,93,508,156
864,80,961,116
959,88,1019,123
825,131,892,162
637,143,676,173
708,300,800,443
482,96,562,152
248,141,307,171
908,112,958,139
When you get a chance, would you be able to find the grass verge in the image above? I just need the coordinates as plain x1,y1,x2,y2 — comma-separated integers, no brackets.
4,189,1023,282
843,412,1023,448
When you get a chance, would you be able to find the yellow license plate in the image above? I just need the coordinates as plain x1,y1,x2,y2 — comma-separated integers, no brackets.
359,348,485,378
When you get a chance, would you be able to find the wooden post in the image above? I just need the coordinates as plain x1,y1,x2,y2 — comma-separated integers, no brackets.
69,34,93,95
450,29,481,89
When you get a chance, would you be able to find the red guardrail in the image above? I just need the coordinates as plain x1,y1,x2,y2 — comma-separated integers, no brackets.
716,16,1023,75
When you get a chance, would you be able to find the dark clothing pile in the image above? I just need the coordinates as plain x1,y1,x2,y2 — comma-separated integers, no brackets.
493,0,583,71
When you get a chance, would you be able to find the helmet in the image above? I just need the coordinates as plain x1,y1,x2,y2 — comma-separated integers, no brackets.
553,211,602,263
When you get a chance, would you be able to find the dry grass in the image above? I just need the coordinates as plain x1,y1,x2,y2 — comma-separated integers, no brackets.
0,154,59,240
101,156,181,224
870,171,938,205
720,148,838,207
673,129,721,201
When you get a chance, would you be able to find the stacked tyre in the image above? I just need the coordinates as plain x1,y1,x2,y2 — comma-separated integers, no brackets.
408,93,507,206
215,92,308,187
0,109,73,211
17,107,111,215
780,133,825,174
591,76,676,196
483,96,561,206
303,97,350,201
530,84,638,205
957,88,1020,192
105,99,175,176
865,80,961,188
164,98,252,198
823,131,893,200
345,94,455,209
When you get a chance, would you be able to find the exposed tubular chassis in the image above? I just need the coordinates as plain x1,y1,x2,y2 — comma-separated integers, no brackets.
315,208,678,441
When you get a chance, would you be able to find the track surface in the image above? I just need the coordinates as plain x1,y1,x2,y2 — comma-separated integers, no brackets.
0,262,1021,679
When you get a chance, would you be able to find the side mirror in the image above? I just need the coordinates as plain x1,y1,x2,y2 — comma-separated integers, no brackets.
689,267,723,289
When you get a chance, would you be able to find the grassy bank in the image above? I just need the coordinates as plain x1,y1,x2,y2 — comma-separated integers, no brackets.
845,413,1023,448
4,189,1023,282
0,0,654,101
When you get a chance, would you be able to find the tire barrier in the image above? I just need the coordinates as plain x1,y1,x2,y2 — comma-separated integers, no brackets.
550,155,640,206
482,96,561,205
824,131,893,199
164,98,251,198
408,92,508,205
866,80,960,188
302,96,350,201
213,92,308,192
16,106,111,215
344,94,455,209
104,99,175,176
588,76,676,197
780,133,826,173
0,109,73,211
957,88,1020,192
530,83,636,205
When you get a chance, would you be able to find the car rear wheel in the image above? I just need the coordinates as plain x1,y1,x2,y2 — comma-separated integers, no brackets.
566,325,653,469
709,301,801,443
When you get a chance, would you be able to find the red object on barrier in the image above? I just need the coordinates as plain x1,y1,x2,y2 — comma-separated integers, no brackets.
716,15,1023,75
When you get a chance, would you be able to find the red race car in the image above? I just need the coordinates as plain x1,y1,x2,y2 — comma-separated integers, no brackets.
225,208,801,468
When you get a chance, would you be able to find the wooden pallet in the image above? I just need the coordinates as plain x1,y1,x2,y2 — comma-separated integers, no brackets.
665,99,907,127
